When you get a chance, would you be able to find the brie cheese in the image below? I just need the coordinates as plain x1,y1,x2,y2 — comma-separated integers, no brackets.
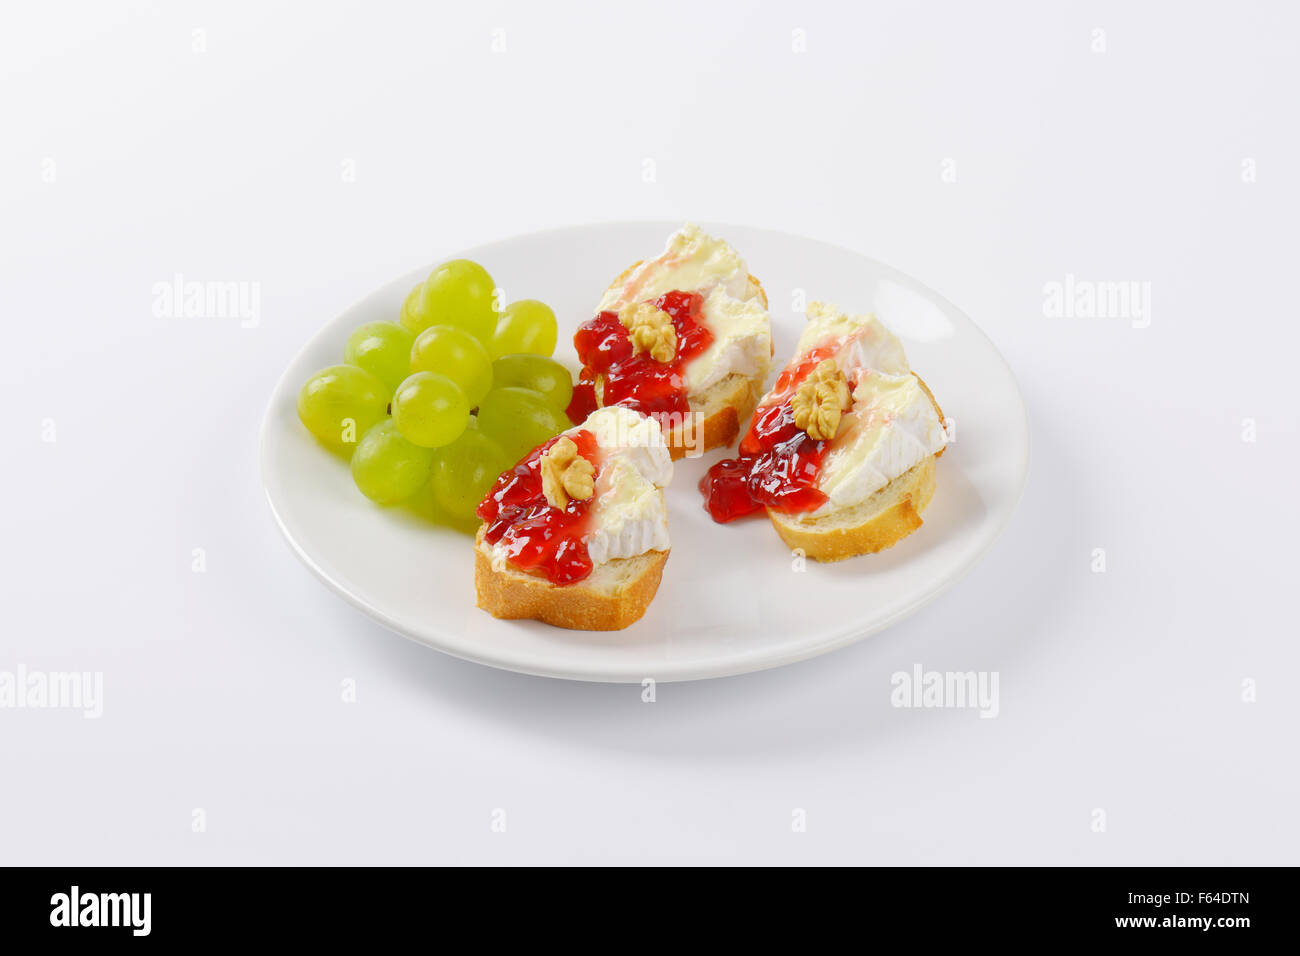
597,224,772,396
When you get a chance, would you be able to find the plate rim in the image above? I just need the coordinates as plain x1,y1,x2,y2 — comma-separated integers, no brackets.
259,219,1031,682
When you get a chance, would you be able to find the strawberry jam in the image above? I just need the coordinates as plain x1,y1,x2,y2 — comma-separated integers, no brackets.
571,290,714,420
476,429,602,585
699,345,841,523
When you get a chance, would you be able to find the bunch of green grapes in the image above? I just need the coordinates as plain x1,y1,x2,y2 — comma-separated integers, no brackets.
296,258,573,530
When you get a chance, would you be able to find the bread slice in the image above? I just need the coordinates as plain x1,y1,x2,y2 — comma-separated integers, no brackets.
764,372,946,561
914,373,947,459
665,370,765,460
474,528,668,630
600,264,772,459
767,455,936,561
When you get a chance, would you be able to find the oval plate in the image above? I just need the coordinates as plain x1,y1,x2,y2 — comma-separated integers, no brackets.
260,222,1029,682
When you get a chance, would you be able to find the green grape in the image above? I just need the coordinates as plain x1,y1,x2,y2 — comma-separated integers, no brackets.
409,259,498,342
351,420,436,505
297,364,389,452
431,427,513,523
491,354,573,410
404,472,438,520
391,372,469,448
409,325,493,407
399,282,424,329
344,321,415,394
404,472,477,533
490,299,558,358
476,386,571,461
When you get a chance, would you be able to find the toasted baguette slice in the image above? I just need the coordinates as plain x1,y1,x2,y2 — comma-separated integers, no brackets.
664,370,765,460
768,455,937,561
914,373,946,459
601,264,772,459
474,528,668,631
765,372,946,560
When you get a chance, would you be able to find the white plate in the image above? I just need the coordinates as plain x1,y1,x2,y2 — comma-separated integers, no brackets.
260,222,1029,682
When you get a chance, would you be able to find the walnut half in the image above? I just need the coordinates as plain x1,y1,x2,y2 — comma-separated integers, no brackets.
618,302,677,363
791,359,852,441
540,436,595,510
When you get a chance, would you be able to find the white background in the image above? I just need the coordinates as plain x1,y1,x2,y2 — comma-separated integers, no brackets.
2,1,1297,865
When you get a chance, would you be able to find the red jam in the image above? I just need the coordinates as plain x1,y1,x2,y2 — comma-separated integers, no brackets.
570,290,714,421
565,367,600,424
475,430,602,585
699,345,841,523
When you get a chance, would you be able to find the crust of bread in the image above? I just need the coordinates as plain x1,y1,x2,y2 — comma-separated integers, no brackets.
474,528,669,630
767,455,938,561
665,371,765,460
601,262,771,458
914,373,946,458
